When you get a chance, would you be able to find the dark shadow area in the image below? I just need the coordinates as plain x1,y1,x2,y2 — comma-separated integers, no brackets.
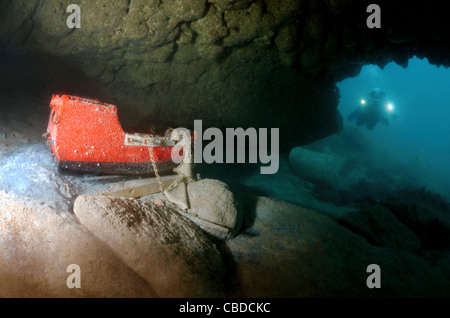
381,188,450,251
0,51,153,134
337,187,450,251
208,237,241,297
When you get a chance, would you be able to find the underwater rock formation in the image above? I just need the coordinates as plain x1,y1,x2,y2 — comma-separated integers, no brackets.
381,188,450,251
186,178,243,240
289,146,353,190
2,1,449,148
288,128,419,206
73,194,226,297
338,188,450,252
226,196,450,297
1,154,449,297
0,193,156,297
338,204,422,252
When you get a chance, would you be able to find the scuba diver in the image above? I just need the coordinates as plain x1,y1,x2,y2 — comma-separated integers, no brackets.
348,88,398,130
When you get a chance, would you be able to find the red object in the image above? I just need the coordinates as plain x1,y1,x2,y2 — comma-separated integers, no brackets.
47,95,177,175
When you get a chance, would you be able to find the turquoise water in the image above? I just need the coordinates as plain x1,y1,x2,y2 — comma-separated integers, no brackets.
337,57,450,200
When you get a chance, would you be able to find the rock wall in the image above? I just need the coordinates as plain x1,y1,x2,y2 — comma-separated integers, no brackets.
1,0,449,149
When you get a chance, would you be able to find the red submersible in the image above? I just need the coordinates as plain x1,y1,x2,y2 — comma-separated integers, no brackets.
46,95,178,175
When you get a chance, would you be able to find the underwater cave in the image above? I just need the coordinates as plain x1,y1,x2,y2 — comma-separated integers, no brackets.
0,0,449,301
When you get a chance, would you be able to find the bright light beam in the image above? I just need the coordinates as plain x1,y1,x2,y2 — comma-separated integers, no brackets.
386,102,395,113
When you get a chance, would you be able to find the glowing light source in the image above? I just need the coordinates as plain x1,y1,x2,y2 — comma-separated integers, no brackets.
386,102,395,113
360,99,366,105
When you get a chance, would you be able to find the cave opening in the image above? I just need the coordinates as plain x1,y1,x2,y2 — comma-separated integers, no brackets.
285,57,450,213
337,56,450,201
206,56,450,217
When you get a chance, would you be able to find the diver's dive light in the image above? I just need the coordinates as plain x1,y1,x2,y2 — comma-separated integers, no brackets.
360,99,366,105
385,102,395,113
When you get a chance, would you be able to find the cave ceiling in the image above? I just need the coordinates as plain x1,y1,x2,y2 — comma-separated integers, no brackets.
1,0,449,150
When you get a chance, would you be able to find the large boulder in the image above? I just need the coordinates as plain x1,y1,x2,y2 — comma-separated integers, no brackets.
0,193,156,297
187,178,243,240
288,146,351,188
73,194,226,297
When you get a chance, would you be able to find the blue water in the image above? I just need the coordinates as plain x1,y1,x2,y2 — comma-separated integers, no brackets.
337,56,450,199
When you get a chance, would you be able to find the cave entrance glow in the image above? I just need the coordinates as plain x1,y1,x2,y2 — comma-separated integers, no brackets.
337,56,450,200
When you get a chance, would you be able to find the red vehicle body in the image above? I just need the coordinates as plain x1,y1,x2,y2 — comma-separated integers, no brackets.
46,95,177,175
